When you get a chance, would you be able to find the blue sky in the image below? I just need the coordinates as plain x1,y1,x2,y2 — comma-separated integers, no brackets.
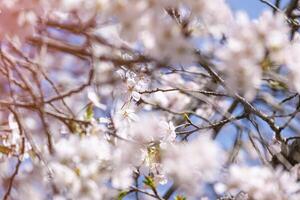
226,0,290,18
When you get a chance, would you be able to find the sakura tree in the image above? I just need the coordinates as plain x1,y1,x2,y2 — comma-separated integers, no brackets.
1,0,300,199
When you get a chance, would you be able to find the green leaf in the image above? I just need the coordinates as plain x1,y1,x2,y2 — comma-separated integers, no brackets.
174,195,187,200
143,176,156,189
183,113,192,124
146,144,161,164
267,79,288,90
260,57,272,71
85,103,94,121
117,191,129,200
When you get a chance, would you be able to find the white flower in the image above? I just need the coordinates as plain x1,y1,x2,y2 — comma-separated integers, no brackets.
143,18,196,64
107,0,147,42
285,43,300,93
49,162,81,197
54,136,77,162
87,89,107,110
152,90,191,112
2,113,28,156
60,0,82,10
14,182,46,200
110,141,145,189
116,70,148,102
159,121,176,144
59,0,108,20
162,135,225,195
111,102,140,138
77,179,102,200
77,135,111,162
111,167,133,189
126,112,176,144
54,135,111,164
126,77,142,101
255,11,289,63
112,141,144,167
217,10,290,101
116,107,140,124
49,134,114,198
149,74,192,112
217,12,264,101
8,114,21,145
185,0,233,37
223,165,300,200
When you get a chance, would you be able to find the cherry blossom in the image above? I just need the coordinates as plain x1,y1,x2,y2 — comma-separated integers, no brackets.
221,165,300,200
